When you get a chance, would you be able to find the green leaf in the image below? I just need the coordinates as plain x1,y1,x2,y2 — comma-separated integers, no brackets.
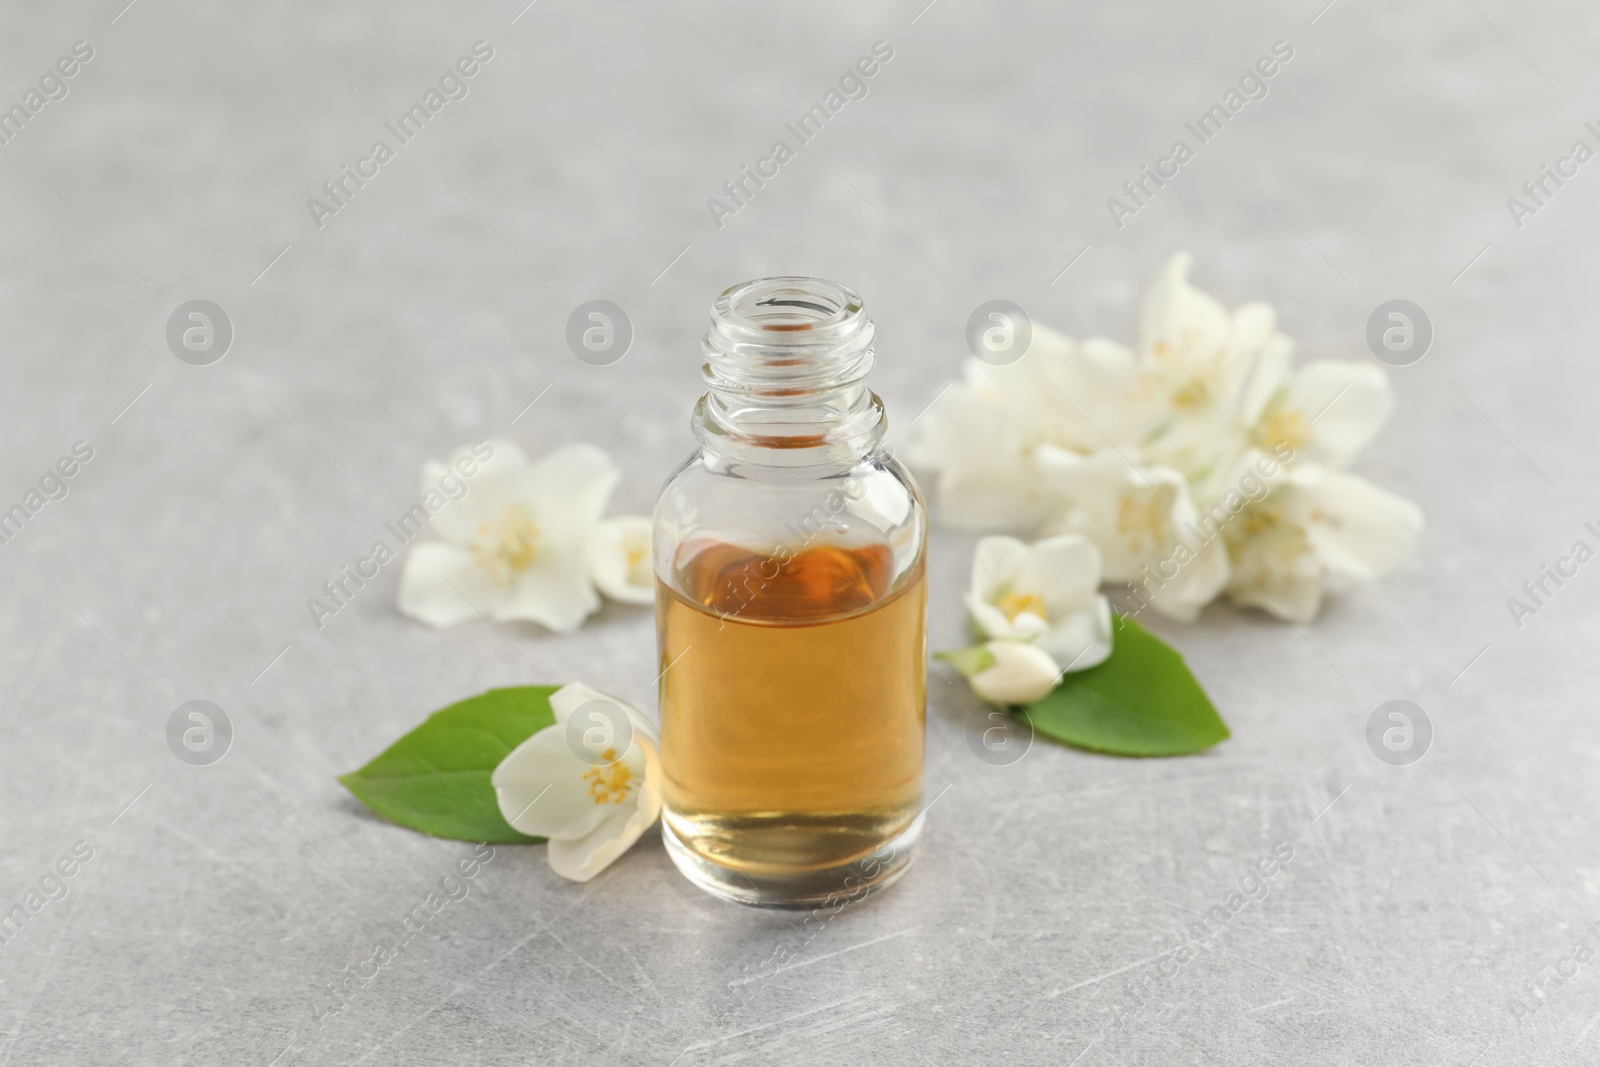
1020,617,1228,757
339,685,558,843
934,645,996,678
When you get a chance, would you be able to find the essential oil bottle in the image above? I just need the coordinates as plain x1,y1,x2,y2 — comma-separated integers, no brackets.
653,277,928,908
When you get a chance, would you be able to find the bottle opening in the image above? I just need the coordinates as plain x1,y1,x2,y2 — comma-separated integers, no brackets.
713,277,861,341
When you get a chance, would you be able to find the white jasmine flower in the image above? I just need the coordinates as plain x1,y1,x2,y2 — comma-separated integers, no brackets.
966,534,1113,670
585,516,655,605
905,252,1421,625
998,327,1167,455
1138,254,1294,483
1222,465,1423,621
900,366,1053,531
903,326,1161,531
1240,353,1396,469
1139,252,1254,391
944,640,1064,705
1036,447,1229,622
397,440,620,632
491,682,662,882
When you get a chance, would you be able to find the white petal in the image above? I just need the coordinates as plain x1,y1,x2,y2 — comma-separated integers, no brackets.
968,598,1020,641
908,383,1056,531
1140,536,1230,623
965,535,1029,639
491,726,647,841
1284,361,1394,467
1227,567,1323,622
1035,594,1114,672
1218,303,1288,417
1139,252,1230,364
548,680,610,726
426,439,531,545
522,444,622,546
1008,611,1053,641
1099,451,1239,623
1220,469,1340,621
1237,336,1293,428
972,342,1076,448
1037,448,1190,581
549,681,658,745
586,516,655,605
969,535,1030,602
1034,443,1120,496
1229,302,1277,358
969,641,1061,705
935,468,1059,532
491,684,659,858
1291,469,1422,584
494,548,601,633
1191,445,1292,504
1141,409,1248,486
1039,334,1166,452
395,541,505,628
1015,533,1103,609
900,377,976,472
546,737,662,882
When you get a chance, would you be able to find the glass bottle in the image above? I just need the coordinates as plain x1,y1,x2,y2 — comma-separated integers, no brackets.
653,276,928,908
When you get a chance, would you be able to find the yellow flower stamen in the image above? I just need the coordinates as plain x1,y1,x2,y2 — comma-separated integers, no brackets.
1224,501,1314,570
471,505,542,587
1171,378,1210,410
1117,492,1168,555
1255,407,1311,455
997,592,1048,622
582,749,634,805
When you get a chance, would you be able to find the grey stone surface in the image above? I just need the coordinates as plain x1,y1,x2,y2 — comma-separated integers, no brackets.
0,1,1595,1064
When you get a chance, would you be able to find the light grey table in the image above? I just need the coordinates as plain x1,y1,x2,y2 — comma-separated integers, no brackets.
1,1,1595,1063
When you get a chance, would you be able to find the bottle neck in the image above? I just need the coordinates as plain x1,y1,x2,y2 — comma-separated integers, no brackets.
693,277,885,468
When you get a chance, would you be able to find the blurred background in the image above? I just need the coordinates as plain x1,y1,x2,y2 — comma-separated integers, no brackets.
1,1,1596,1064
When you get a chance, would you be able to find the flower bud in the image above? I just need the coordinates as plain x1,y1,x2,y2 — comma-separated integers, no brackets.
968,641,1061,704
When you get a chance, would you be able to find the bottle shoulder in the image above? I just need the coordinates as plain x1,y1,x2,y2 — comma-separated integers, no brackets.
653,447,926,596
656,447,925,515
